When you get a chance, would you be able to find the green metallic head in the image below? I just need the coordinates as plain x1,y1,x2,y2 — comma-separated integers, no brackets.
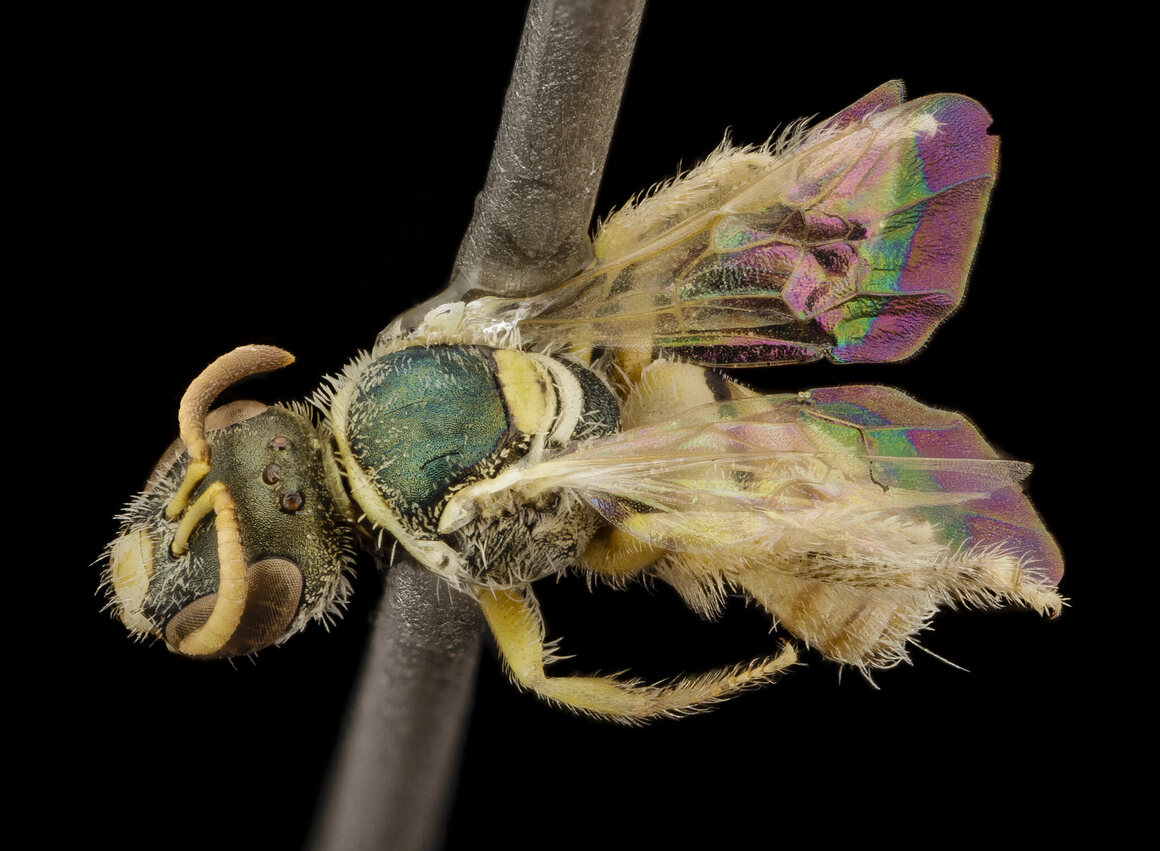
104,347,354,658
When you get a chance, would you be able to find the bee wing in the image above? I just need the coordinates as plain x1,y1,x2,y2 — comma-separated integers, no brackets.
522,385,1061,585
477,81,997,366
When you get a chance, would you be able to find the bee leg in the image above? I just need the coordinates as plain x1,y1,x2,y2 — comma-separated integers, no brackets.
579,526,664,579
473,585,796,722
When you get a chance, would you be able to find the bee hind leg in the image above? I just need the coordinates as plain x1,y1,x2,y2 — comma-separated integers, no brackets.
473,585,796,723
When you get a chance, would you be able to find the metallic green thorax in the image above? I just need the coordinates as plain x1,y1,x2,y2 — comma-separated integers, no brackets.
343,346,520,535
335,344,621,585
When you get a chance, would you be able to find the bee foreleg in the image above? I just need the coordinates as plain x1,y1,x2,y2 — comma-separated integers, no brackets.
473,585,796,723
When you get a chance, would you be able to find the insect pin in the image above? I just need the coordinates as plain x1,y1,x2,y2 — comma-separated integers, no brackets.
103,81,1062,721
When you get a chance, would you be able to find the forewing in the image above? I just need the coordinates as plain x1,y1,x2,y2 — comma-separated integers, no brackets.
524,385,1061,585
499,82,997,366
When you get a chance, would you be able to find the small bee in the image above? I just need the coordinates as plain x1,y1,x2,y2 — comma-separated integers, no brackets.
103,81,1063,721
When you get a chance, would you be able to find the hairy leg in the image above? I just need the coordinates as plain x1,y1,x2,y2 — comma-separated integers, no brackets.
473,584,796,722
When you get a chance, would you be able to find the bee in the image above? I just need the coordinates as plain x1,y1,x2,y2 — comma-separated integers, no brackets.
103,81,1062,721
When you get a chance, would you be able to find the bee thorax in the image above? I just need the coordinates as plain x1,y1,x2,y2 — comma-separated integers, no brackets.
328,343,620,586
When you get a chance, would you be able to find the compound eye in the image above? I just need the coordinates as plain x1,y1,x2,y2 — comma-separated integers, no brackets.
164,557,304,658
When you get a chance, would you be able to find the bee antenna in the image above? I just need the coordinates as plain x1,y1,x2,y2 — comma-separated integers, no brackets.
165,345,295,520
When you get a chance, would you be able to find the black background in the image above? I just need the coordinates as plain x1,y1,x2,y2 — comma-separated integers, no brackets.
35,4,1130,848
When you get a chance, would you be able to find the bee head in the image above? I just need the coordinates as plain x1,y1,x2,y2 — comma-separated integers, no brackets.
104,346,354,658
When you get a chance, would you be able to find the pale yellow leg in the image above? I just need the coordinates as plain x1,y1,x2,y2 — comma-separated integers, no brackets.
579,526,664,580
473,585,796,723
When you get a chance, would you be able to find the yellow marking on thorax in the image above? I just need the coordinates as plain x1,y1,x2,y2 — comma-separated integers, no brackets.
493,349,553,435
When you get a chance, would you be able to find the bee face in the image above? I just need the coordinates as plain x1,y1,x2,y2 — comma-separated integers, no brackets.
106,402,353,658
327,344,619,586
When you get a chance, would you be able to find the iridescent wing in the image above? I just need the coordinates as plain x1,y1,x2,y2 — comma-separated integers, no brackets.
517,382,1062,669
525,385,1059,580
466,81,998,367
